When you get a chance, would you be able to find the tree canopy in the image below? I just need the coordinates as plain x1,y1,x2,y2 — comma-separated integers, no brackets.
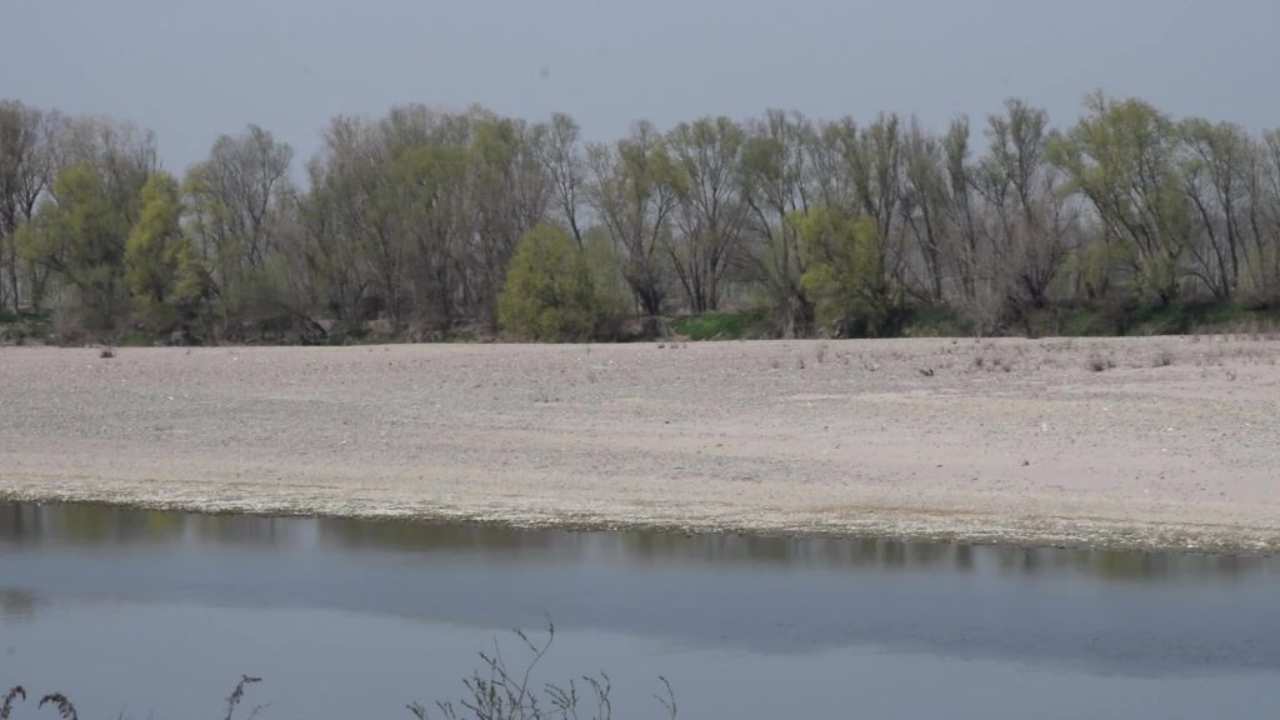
2,94,1279,343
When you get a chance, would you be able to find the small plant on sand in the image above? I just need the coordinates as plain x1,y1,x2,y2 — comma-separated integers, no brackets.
98,346,115,359
1152,348,1175,368
1086,352,1115,372
971,352,1013,373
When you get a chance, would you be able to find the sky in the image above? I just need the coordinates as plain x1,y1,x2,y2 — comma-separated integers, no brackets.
3,0,1278,175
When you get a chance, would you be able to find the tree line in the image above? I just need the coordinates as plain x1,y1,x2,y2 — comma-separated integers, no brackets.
1,94,1279,343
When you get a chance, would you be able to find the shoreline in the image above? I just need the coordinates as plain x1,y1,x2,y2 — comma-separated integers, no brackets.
3,489,1278,556
3,337,1278,556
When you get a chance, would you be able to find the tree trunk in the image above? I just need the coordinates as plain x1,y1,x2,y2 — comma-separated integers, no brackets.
5,239,19,314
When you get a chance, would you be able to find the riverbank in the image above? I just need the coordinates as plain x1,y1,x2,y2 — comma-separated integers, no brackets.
2,337,1278,554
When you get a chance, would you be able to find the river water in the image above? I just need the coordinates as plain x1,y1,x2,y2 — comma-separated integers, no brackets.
1,501,1278,719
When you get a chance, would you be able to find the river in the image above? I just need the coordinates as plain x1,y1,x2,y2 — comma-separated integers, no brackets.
2,502,1277,719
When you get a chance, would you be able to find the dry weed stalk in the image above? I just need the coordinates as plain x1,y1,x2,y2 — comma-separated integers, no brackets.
1,687,25,720
407,622,677,720
37,693,77,720
225,674,263,720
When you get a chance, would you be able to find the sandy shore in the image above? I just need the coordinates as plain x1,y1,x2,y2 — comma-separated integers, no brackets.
2,336,1278,553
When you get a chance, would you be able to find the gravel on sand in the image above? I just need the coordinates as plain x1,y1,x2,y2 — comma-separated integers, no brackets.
2,336,1278,553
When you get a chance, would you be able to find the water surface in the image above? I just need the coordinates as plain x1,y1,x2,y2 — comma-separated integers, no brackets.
2,502,1278,719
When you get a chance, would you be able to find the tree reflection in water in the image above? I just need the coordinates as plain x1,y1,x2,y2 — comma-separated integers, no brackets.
0,501,1271,583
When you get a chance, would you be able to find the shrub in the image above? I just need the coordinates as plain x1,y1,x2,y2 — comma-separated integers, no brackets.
499,224,603,342
796,209,901,337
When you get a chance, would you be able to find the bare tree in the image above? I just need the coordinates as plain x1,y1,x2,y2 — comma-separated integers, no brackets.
980,99,1074,313
464,110,552,329
844,113,905,247
286,156,369,329
1254,130,1280,297
587,122,679,317
186,125,294,292
535,113,587,248
942,117,986,301
0,100,55,312
665,116,747,312
305,114,405,327
739,110,815,336
900,119,951,302
1180,118,1251,300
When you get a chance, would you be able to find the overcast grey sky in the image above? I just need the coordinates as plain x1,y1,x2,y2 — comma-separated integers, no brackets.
3,0,1278,173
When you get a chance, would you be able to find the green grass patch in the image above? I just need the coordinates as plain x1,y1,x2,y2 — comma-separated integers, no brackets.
115,330,158,347
671,309,769,340
1021,301,1280,338
900,305,974,337
1051,306,1119,336
1125,301,1265,335
0,309,53,344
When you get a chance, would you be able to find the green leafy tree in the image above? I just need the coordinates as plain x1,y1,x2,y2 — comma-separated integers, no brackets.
17,163,131,332
1049,94,1191,304
125,172,207,332
797,207,900,336
498,223,600,341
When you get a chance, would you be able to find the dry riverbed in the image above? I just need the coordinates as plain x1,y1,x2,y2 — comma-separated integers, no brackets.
2,336,1278,553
